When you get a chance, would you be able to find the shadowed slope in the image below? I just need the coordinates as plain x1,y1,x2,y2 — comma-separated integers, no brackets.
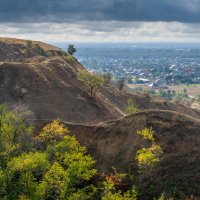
64,110,200,197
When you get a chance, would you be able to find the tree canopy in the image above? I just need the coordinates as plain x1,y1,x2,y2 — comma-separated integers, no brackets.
67,44,77,55
78,71,105,97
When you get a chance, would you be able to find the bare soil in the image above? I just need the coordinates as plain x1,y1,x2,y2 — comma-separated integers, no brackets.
1,37,200,198
64,110,200,198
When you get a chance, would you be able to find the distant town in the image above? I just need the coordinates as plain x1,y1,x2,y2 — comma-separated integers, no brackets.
75,44,200,88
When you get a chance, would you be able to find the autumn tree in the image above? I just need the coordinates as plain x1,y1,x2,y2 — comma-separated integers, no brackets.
0,105,176,199
137,127,155,142
36,121,97,199
78,71,105,97
102,179,137,200
46,134,97,188
136,144,163,169
35,119,69,146
36,162,67,199
125,98,140,116
136,128,163,170
0,118,98,199
7,152,49,198
0,104,33,169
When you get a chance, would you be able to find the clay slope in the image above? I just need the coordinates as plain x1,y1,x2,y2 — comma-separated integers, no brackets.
1,38,200,197
0,37,200,124
0,37,64,61
65,110,200,197
0,38,123,123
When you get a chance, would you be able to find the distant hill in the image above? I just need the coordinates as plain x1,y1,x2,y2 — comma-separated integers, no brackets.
0,38,123,123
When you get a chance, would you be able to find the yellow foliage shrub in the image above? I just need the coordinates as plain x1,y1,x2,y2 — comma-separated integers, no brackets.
35,120,69,144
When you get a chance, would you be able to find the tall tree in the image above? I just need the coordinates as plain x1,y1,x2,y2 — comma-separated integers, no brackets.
0,104,33,169
25,40,33,57
78,71,105,97
67,44,77,55
117,79,125,91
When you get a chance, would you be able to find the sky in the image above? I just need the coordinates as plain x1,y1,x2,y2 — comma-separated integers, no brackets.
1,0,200,43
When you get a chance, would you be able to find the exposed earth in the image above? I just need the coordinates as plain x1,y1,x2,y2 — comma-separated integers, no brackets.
1,37,200,198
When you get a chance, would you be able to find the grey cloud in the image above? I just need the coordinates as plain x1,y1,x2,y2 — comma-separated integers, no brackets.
1,21,200,43
0,0,200,23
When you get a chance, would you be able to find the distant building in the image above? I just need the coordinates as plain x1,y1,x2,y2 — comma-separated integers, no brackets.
134,78,150,84
149,81,169,89
148,82,160,89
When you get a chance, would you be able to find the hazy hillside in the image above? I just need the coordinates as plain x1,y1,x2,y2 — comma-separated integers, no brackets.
1,38,199,124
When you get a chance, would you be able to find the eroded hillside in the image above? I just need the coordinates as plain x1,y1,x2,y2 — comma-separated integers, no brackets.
0,38,124,123
1,38,200,124
65,110,200,198
1,38,200,198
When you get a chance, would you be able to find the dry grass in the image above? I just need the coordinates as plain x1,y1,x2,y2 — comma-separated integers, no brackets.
127,83,200,98
0,37,61,51
169,84,200,97
64,109,200,198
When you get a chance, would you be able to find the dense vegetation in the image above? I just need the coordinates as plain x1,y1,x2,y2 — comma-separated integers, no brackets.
0,104,139,200
0,104,196,200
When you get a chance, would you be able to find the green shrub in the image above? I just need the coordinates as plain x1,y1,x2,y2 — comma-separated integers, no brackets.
125,98,140,115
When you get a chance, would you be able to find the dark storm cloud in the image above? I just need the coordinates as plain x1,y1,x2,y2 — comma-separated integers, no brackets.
0,0,200,23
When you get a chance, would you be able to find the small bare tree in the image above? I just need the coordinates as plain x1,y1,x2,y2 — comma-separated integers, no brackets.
25,40,33,57
78,71,105,97
117,78,125,91
102,73,112,86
